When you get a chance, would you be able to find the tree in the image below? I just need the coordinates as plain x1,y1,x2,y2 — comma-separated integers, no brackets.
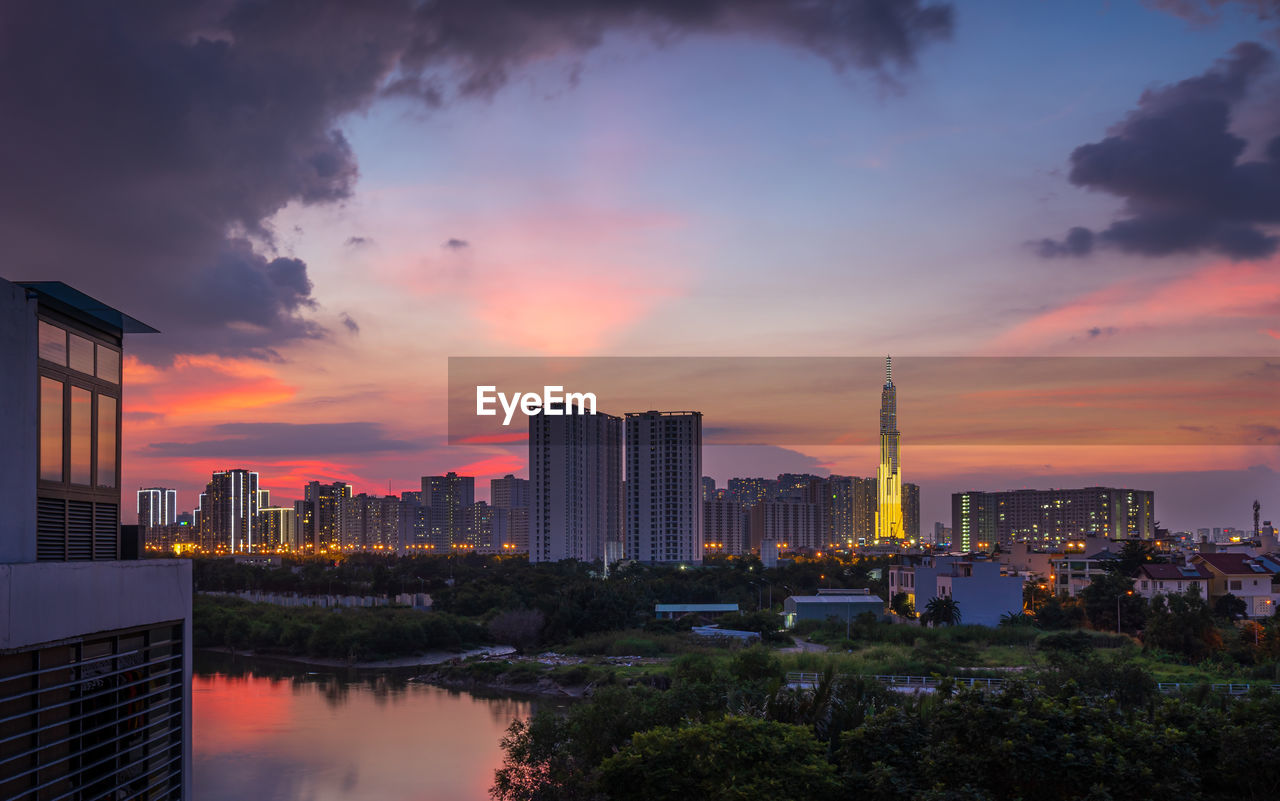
488,609,545,653
1142,587,1220,661
598,716,840,801
889,592,915,619
1079,572,1145,633
921,596,961,626
1113,539,1160,577
1023,579,1054,614
1213,592,1247,621
1034,594,1084,630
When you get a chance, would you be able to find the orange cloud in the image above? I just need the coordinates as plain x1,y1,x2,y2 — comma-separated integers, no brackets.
125,354,296,418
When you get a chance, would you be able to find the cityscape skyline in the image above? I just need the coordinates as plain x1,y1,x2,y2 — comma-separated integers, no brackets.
6,1,1271,531
6,2,1280,798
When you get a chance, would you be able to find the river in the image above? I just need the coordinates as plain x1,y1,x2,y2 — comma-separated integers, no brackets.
193,652,539,801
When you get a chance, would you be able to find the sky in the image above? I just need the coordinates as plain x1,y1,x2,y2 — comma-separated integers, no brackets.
3,0,1279,530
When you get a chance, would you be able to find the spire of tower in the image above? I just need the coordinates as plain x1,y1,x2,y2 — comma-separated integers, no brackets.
885,354,892,386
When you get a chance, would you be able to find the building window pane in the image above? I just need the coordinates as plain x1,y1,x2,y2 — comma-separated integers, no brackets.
70,387,91,485
39,321,67,365
40,377,63,481
95,345,120,384
97,395,117,487
69,333,94,374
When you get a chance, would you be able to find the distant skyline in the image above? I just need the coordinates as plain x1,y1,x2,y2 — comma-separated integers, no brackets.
4,0,1278,531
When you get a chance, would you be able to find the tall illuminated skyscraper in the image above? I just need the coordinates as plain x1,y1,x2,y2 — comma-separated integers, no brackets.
196,469,260,552
875,355,903,543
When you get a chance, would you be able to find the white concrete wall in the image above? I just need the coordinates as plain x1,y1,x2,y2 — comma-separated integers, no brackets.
0,558,191,647
0,558,192,798
0,278,38,563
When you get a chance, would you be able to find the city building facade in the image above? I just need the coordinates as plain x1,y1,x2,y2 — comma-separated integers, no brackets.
530,405,623,563
625,411,703,563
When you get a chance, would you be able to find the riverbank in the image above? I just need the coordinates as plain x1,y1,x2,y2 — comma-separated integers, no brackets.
198,644,516,670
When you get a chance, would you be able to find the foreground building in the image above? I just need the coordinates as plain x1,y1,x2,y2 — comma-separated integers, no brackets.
0,278,190,799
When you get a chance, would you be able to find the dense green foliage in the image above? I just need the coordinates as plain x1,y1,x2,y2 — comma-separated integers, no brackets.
192,552,887,646
192,595,485,660
492,652,1280,801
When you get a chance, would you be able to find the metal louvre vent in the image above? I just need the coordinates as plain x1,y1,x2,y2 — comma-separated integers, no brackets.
36,497,67,561
93,503,118,560
0,623,186,801
67,501,93,561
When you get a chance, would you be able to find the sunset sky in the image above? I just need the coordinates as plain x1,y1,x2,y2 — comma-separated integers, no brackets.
4,0,1278,530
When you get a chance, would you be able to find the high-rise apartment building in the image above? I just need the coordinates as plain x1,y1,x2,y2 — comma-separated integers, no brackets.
302,480,351,552
701,476,717,502
466,501,512,553
625,411,703,564
258,505,297,551
703,496,745,555
530,405,622,563
903,482,920,540
137,487,177,529
195,469,260,552
875,356,904,543
490,474,530,553
727,477,774,508
952,491,996,552
0,278,190,799
138,486,178,549
952,487,1155,549
423,472,475,549
825,475,855,546
346,493,401,550
749,499,823,553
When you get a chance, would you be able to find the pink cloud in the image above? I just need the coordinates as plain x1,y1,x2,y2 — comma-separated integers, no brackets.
990,260,1280,352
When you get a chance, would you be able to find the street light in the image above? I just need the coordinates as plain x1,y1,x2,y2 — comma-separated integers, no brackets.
1117,589,1133,634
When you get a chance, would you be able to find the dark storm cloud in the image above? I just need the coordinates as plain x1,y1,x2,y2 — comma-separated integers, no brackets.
340,313,360,334
345,236,373,248
443,238,470,250
148,422,415,458
1035,226,1094,257
1037,43,1280,261
1,0,951,361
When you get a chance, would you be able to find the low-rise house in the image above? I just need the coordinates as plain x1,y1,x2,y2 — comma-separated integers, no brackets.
1134,563,1211,602
1050,549,1119,598
933,561,1025,626
889,555,1024,627
783,590,885,629
1192,553,1279,618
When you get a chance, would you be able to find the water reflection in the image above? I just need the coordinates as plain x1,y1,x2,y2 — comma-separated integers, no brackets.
194,652,539,801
